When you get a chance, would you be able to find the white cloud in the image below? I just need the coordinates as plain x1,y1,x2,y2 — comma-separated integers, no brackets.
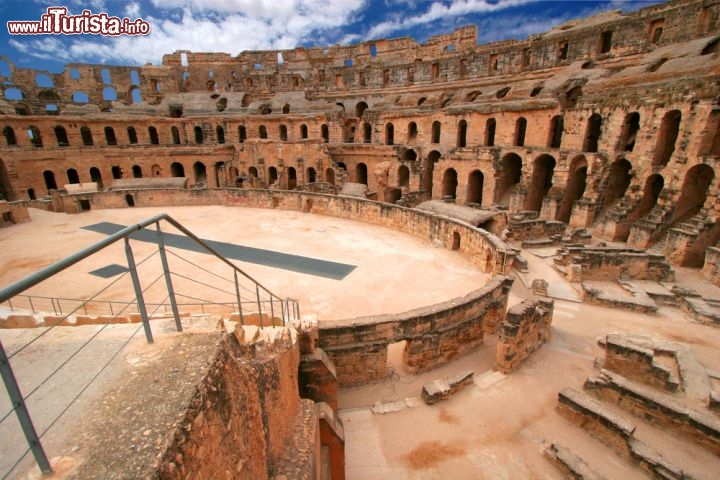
124,2,142,18
364,0,539,40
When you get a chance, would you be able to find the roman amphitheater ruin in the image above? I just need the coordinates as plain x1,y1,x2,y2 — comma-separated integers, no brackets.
1,0,720,478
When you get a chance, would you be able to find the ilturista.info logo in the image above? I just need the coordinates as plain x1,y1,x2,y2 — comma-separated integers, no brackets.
7,7,151,36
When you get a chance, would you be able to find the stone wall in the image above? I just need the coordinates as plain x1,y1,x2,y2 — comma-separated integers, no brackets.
53,188,518,274
317,275,514,386
703,246,720,286
0,200,30,226
156,328,315,480
495,297,554,374
554,246,674,282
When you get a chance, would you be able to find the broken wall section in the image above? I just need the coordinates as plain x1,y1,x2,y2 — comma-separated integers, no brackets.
495,297,554,374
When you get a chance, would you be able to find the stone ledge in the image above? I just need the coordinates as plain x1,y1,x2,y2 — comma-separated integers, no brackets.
558,387,636,443
544,442,607,480
421,370,474,405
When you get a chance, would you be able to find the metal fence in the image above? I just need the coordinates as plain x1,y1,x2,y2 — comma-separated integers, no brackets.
0,213,299,478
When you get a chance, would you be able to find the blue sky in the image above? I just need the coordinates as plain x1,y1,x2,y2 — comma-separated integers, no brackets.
1,1,664,74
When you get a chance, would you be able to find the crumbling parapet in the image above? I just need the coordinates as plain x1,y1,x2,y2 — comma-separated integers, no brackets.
495,297,554,374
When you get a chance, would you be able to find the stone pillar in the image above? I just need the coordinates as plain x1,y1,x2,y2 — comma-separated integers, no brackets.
569,198,597,228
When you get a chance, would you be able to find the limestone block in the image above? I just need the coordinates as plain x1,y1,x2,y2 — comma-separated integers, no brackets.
1,314,43,328
421,370,474,404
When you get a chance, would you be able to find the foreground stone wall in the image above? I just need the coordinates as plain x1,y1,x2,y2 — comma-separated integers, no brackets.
53,188,518,274
317,275,513,385
495,297,554,374
702,246,720,286
156,329,315,480
0,200,29,226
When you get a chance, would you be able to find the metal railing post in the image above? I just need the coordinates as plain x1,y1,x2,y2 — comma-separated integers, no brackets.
280,299,286,326
269,293,275,327
124,238,153,344
234,271,244,325
256,285,263,329
0,340,52,475
156,222,182,333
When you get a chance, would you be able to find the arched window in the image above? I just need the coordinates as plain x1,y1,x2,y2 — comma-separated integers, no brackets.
385,123,394,145
239,125,247,143
127,126,138,144
467,170,484,205
194,126,203,144
398,165,410,188
43,170,57,191
80,126,93,146
363,122,372,143
321,124,329,143
407,122,418,143
485,118,496,146
3,126,16,146
619,112,640,152
300,124,308,139
515,117,527,146
28,126,43,147
548,115,563,148
216,126,225,144
54,125,69,146
66,168,80,184
457,120,467,148
442,168,458,199
104,126,116,145
171,162,185,177
279,125,288,141
432,121,441,143
583,114,602,153
259,125,267,139
171,126,181,145
148,126,159,145
653,110,681,167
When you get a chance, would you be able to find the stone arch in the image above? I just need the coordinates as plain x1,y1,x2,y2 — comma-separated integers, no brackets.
356,101,368,118
515,117,527,146
556,155,588,222
442,168,458,199
618,174,664,241
307,167,316,183
457,119,467,148
66,168,79,184
287,167,297,190
216,126,225,144
583,113,602,152
151,165,162,176
524,154,556,212
451,231,461,251
407,122,418,143
248,167,258,178
148,126,159,145
602,158,633,211
670,164,715,225
28,126,43,147
172,126,181,145
127,126,138,144
653,110,681,167
398,165,410,188
363,122,371,143
194,126,203,144
194,162,207,185
619,112,640,152
356,163,368,185
432,121,441,143
90,167,103,189
268,166,278,185
496,153,523,205
132,165,143,178
3,126,16,146
326,168,335,186
466,170,484,205
423,150,441,195
171,162,185,177
385,123,394,145
322,124,329,142
485,118,496,146
104,126,116,145
43,170,57,191
548,115,563,148
112,166,122,179
54,125,69,146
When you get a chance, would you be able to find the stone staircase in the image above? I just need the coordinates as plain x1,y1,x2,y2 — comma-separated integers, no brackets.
594,196,641,241
545,333,720,480
664,210,720,267
627,204,674,249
